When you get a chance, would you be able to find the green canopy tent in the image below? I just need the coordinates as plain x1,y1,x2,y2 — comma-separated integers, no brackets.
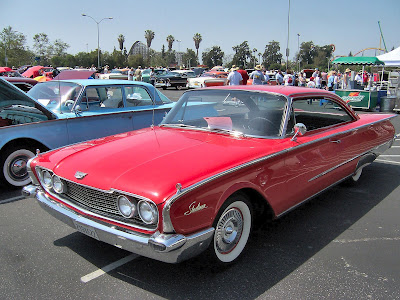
331,56,384,65
332,56,386,111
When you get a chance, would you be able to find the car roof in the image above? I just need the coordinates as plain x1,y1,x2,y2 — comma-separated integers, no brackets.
49,79,156,88
203,85,340,97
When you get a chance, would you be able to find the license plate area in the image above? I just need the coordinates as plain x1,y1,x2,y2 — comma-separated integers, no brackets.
73,220,99,240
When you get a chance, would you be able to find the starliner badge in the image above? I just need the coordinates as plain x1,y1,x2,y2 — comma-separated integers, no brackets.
75,171,88,180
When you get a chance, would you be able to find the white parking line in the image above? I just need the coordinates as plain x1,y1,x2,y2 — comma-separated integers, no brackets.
379,154,400,157
0,195,25,204
81,253,139,283
376,159,400,165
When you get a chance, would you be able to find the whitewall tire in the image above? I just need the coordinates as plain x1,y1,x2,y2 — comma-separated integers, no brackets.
1,148,35,187
211,195,252,264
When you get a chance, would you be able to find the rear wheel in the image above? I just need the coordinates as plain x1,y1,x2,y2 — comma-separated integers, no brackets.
1,147,35,187
209,193,252,264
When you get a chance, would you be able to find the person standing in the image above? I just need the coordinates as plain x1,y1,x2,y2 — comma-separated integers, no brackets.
237,65,249,85
283,70,294,86
135,66,142,81
226,65,243,86
307,77,316,88
128,67,135,81
315,71,322,89
249,65,265,85
298,73,306,87
276,70,284,85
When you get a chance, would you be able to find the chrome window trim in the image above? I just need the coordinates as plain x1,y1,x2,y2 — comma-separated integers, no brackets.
162,116,395,233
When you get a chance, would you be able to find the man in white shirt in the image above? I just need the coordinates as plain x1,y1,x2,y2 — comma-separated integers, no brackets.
128,68,135,81
226,65,243,85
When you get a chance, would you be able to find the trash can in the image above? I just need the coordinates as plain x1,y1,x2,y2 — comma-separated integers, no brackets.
380,96,396,112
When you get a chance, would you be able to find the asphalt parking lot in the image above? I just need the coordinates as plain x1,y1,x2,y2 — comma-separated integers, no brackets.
0,89,399,300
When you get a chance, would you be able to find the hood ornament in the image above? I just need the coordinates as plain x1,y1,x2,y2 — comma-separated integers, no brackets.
75,171,88,180
175,183,182,194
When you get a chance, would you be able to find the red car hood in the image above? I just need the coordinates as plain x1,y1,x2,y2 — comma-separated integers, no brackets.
36,127,286,205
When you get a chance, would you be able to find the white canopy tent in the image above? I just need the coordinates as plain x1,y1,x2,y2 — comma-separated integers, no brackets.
377,46,400,67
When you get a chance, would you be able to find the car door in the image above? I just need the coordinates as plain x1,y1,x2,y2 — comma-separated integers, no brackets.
281,97,357,211
65,85,135,144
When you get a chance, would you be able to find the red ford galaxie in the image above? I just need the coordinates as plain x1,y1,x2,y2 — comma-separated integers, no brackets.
23,86,396,264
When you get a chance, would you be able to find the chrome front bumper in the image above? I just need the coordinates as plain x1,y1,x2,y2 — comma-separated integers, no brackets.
23,186,214,264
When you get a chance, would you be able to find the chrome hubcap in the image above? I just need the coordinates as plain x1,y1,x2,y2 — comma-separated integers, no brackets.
9,156,28,180
215,208,243,254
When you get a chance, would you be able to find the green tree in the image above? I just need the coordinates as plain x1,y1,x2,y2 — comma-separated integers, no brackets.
262,41,282,69
118,34,125,51
33,33,50,64
145,30,155,48
231,41,251,67
298,41,317,67
0,26,33,66
164,50,176,66
202,46,224,68
193,33,202,58
127,53,145,68
182,48,198,68
166,35,175,51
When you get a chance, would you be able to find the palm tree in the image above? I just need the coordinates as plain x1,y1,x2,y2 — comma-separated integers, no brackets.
193,33,202,58
166,35,175,51
118,34,125,51
144,30,155,48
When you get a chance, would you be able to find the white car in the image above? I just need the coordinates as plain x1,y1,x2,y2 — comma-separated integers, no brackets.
99,68,131,80
187,71,228,88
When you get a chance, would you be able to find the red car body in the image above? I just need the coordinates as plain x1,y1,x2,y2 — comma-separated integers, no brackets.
24,85,396,264
22,66,53,78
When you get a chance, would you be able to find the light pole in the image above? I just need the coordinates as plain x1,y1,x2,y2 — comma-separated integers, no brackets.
286,0,291,71
176,40,181,66
82,13,113,70
258,53,262,65
297,33,300,72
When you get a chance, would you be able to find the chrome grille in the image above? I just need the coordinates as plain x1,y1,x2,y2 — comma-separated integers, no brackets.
63,181,155,229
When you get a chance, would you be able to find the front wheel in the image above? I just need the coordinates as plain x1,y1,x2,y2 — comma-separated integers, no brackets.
1,147,35,187
210,194,252,264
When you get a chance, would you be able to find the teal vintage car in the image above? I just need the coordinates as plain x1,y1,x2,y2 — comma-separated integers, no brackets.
0,78,174,187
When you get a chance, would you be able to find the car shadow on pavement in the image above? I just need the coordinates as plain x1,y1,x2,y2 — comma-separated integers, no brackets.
53,161,400,300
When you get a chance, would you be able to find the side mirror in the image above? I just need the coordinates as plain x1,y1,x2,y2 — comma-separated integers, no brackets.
74,105,82,115
291,123,307,141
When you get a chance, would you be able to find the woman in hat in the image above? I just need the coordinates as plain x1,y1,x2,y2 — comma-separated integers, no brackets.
342,68,351,89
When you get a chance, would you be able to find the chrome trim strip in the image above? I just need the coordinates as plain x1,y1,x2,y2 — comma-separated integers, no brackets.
308,154,363,182
309,139,393,182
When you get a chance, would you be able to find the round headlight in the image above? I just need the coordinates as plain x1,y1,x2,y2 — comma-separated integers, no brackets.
138,200,158,225
42,170,53,188
117,195,136,218
52,175,66,194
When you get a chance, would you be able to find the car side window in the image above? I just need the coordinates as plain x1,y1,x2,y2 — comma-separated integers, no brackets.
81,87,123,110
290,98,353,132
124,86,153,107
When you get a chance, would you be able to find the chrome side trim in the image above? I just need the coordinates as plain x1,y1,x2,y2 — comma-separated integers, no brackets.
162,123,395,232
309,139,393,182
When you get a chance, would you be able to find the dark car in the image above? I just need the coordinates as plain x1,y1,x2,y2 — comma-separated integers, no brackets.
156,70,196,90
1,76,38,92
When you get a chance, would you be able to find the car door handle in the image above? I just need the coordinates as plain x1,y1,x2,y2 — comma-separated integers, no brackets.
330,140,341,144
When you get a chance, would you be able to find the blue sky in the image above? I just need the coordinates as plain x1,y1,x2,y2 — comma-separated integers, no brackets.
1,0,400,62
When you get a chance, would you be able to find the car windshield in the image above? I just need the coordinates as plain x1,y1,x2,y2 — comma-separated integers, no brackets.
28,81,83,112
161,89,287,137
